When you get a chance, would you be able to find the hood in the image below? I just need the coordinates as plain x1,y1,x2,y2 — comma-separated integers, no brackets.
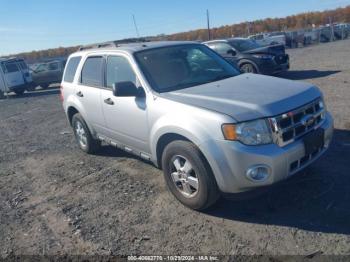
159,74,322,122
243,44,285,55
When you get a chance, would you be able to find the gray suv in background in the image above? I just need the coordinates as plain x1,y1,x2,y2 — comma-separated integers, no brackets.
31,60,66,89
204,38,289,74
61,41,333,210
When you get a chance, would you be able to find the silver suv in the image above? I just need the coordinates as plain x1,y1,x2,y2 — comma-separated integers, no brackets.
61,41,333,210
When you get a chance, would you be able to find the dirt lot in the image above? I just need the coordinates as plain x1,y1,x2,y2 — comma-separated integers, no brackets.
1,39,350,257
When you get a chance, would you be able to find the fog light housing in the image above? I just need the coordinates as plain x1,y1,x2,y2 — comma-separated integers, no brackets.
246,165,271,182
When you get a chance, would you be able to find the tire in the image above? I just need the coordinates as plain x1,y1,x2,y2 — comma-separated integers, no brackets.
240,63,257,74
0,90,4,99
14,89,25,96
72,113,101,154
161,140,220,210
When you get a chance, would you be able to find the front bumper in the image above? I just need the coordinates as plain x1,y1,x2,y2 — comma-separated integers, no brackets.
258,55,290,75
199,112,334,193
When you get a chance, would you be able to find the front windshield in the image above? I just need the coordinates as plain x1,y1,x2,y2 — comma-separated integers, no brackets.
134,44,240,92
229,39,261,52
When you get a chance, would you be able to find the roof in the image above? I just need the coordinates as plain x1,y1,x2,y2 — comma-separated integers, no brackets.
203,37,249,44
74,41,198,55
0,57,24,62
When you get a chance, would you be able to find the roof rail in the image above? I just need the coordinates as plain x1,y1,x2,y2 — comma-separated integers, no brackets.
78,38,149,51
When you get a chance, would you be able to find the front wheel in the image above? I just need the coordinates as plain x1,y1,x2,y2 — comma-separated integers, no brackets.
161,140,220,210
72,113,101,154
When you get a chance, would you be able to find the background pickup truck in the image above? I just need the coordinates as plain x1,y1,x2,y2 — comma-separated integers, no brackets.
31,60,66,89
248,32,287,46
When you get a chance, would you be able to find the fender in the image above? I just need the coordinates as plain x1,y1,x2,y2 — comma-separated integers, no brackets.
149,112,212,164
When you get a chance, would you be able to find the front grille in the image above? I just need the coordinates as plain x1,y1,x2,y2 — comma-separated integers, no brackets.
269,98,325,147
274,54,288,64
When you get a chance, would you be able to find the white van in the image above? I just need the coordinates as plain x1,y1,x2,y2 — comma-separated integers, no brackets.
0,58,34,97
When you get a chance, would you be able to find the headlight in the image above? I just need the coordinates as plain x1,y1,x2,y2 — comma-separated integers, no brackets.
222,119,273,145
252,54,274,59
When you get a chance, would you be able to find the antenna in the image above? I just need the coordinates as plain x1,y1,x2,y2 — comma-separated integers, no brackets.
132,14,140,38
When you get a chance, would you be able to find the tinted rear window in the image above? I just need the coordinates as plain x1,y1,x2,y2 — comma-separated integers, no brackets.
63,56,82,83
81,56,104,86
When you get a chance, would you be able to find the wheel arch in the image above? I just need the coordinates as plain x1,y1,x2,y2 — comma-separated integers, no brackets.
155,133,192,169
67,106,79,125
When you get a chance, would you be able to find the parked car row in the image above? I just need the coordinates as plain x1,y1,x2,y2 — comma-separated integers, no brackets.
248,23,350,49
0,58,66,97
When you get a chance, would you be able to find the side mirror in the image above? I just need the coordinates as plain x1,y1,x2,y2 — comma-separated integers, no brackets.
112,81,145,97
227,49,237,56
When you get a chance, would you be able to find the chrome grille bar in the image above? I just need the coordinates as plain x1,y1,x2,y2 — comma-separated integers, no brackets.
269,98,326,147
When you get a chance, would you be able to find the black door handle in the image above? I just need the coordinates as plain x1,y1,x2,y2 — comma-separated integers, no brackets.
104,98,114,105
76,91,84,97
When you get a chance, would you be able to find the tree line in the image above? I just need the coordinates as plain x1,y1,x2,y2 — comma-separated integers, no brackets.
5,5,350,63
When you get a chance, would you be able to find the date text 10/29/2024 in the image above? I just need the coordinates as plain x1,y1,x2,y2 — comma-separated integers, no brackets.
127,256,219,261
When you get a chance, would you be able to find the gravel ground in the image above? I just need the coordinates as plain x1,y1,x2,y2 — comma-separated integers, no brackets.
0,39,350,258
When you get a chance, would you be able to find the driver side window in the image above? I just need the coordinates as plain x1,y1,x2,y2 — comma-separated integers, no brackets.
106,56,137,89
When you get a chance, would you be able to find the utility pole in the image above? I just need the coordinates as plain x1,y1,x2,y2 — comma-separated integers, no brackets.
132,14,140,39
329,16,334,42
207,9,211,40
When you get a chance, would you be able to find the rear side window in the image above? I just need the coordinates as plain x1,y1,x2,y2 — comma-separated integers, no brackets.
81,56,104,87
106,56,136,88
63,56,82,83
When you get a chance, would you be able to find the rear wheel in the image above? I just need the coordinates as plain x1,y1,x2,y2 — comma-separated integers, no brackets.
240,63,257,74
161,140,220,210
72,113,101,154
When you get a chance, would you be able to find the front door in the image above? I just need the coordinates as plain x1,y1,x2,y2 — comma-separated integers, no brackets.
100,55,149,153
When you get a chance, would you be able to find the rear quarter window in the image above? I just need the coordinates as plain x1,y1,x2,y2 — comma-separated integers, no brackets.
63,56,82,83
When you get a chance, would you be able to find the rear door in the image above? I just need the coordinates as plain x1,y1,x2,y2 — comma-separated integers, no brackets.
1,61,25,88
77,56,106,133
